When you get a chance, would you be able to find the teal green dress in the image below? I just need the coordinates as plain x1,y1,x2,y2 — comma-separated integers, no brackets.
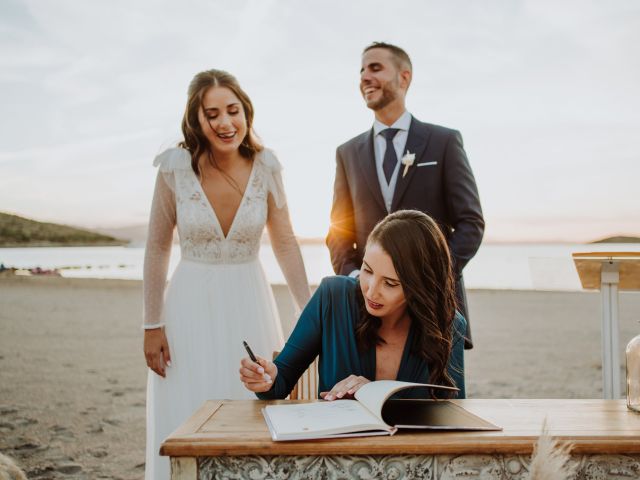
257,276,466,400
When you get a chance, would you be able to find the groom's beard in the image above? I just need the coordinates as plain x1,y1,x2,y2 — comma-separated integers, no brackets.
366,79,399,111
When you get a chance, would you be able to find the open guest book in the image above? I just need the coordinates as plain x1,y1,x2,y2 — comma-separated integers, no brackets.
262,380,501,441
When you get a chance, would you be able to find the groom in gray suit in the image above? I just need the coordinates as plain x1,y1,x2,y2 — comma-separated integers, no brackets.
327,42,484,349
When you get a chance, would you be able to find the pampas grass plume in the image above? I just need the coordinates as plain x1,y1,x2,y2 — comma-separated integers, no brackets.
528,419,577,480
0,453,27,480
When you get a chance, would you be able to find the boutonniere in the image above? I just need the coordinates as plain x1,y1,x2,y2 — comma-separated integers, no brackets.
401,151,415,178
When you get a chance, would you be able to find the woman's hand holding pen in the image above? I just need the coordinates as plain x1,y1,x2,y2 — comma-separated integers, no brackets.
239,356,277,392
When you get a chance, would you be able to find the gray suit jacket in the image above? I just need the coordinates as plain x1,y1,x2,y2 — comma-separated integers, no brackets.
326,117,484,348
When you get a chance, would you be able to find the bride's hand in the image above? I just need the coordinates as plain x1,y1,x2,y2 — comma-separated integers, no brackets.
144,328,171,378
320,375,370,401
239,356,277,392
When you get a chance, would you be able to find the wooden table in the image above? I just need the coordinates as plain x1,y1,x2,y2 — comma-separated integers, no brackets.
161,399,640,479
573,252,640,399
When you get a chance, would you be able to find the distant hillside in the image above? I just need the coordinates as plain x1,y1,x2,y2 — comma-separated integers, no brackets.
591,235,640,244
0,212,126,247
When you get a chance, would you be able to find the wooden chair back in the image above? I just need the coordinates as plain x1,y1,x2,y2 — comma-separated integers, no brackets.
272,352,319,400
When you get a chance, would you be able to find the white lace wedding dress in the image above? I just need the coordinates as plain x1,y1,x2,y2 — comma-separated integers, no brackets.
143,147,310,480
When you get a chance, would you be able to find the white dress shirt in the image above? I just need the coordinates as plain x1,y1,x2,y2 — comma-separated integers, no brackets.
348,110,412,278
373,110,412,212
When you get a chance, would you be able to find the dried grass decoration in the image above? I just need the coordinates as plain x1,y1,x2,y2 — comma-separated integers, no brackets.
528,419,577,480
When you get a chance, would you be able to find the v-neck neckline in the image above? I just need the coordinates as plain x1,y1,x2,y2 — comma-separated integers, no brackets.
193,159,257,241
368,320,414,381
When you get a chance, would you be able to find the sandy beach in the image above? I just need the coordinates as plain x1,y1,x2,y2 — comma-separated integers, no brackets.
1,276,639,479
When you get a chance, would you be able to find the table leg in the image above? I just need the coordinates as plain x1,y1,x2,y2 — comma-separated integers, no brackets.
171,457,197,480
601,262,621,399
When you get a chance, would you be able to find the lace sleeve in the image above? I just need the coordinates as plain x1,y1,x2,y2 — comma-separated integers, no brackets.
260,149,286,209
263,151,311,312
152,147,192,190
143,168,177,328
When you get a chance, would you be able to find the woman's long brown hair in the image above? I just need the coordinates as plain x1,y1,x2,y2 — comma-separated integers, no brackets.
355,210,458,389
178,69,262,175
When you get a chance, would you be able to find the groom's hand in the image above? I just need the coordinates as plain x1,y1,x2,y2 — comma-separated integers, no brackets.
144,328,171,378
239,356,276,392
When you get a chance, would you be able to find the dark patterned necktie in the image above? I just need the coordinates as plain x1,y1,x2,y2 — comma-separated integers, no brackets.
381,128,400,184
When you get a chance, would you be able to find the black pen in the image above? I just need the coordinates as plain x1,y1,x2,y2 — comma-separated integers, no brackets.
243,340,272,382
243,340,257,362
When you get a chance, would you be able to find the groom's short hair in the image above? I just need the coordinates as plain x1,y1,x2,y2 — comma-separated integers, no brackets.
363,42,412,73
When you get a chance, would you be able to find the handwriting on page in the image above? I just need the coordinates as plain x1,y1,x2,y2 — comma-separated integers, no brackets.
266,400,381,436
291,402,361,419
291,402,364,431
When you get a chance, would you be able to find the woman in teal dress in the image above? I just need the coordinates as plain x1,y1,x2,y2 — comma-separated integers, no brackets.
240,210,466,399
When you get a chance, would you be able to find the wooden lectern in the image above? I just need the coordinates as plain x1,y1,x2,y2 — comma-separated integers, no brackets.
572,252,640,399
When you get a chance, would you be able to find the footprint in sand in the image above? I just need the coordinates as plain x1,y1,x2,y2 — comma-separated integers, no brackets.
14,417,37,428
54,462,83,474
26,464,56,477
0,406,18,415
90,448,108,458
50,425,75,441
86,423,104,434
10,437,47,455
0,422,15,433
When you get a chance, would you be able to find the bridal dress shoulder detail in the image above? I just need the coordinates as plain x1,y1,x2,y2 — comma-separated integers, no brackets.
144,147,309,480
153,146,281,264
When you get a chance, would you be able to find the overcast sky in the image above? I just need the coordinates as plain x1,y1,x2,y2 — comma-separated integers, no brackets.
1,0,638,242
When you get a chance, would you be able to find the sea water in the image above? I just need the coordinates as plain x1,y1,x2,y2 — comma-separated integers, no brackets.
0,243,637,291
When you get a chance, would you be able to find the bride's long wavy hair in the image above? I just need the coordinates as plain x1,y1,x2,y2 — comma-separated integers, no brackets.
355,210,458,390
179,69,262,175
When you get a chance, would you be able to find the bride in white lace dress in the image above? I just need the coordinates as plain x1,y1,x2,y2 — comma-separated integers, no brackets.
142,70,311,480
